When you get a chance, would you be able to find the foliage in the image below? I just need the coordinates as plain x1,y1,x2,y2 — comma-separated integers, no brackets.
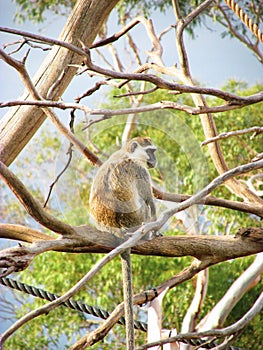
13,0,75,23
12,0,263,43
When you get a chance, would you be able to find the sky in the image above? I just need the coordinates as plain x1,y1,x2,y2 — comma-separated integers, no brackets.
0,0,263,122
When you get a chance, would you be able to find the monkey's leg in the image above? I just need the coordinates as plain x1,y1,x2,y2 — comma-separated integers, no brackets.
121,249,134,350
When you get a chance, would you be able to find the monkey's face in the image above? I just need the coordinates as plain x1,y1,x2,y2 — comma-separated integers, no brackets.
146,147,157,168
128,138,157,169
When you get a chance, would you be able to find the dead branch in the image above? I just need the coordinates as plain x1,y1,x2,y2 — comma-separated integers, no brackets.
0,48,101,166
136,290,263,350
1,28,262,109
90,18,141,49
0,161,74,235
201,126,263,146
1,94,263,117
0,99,91,113
69,259,208,349
153,188,263,218
83,51,263,104
197,253,263,331
0,227,155,346
0,0,119,166
173,0,263,205
2,26,259,104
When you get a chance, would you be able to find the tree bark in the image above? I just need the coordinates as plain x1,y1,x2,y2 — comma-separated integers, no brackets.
0,0,119,166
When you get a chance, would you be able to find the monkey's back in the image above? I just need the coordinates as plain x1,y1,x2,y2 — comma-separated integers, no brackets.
89,157,153,233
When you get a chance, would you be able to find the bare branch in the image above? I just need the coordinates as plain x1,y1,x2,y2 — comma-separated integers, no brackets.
1,95,263,118
201,126,263,146
197,253,263,331
0,49,101,166
70,259,208,349
90,18,141,49
153,188,263,218
0,26,86,58
136,290,263,350
0,99,91,113
0,160,75,235
43,142,73,208
113,87,158,98
1,28,262,105
172,0,263,205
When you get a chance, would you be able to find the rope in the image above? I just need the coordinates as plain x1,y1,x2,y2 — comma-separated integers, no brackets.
224,0,263,42
0,277,242,349
0,277,146,332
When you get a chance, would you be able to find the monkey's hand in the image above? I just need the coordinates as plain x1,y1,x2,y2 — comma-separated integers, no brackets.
142,229,163,241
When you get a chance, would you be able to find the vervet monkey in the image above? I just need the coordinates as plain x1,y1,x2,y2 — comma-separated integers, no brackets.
89,137,157,349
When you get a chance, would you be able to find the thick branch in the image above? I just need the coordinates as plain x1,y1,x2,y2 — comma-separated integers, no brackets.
1,225,262,275
0,224,53,242
0,0,119,166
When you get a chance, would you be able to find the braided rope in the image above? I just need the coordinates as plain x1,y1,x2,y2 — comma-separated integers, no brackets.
0,277,146,332
224,0,263,42
0,277,242,349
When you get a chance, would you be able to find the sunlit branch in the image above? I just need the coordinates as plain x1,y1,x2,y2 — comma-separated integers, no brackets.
201,126,263,146
1,27,262,104
136,290,263,350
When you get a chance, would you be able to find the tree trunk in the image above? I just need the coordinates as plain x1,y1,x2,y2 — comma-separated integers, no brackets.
0,0,119,166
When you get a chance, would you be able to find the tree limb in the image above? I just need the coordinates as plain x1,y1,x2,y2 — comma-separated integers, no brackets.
0,0,119,166
136,290,263,350
173,0,263,205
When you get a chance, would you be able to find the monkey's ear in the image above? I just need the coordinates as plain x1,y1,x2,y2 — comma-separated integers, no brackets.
130,141,138,153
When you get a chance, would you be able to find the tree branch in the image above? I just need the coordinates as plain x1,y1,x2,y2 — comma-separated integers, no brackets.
0,161,74,235
201,126,263,146
70,259,208,349
197,253,263,331
173,0,263,205
136,290,263,350
0,0,119,166
153,188,263,218
0,48,102,166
